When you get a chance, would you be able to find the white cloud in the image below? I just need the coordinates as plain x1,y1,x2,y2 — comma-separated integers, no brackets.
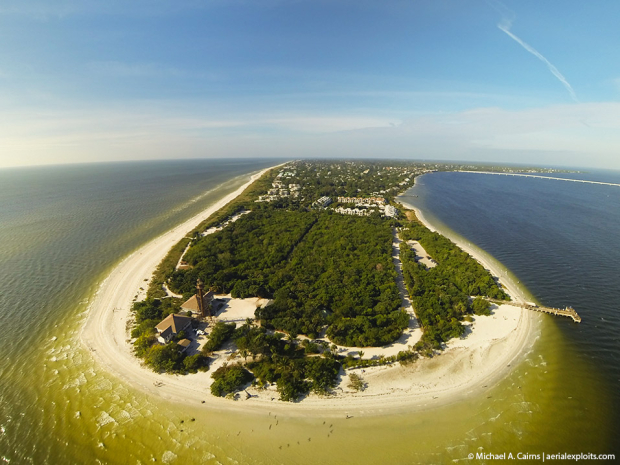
87,61,185,78
1,101,620,169
487,0,578,102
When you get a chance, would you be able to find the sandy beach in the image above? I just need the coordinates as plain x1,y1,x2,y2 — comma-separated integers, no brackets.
81,169,537,418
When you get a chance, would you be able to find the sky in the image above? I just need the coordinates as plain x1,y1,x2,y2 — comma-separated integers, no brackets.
1,0,620,169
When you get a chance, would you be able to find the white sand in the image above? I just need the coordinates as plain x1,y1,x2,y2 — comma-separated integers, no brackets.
81,168,537,418
213,294,270,325
407,240,437,269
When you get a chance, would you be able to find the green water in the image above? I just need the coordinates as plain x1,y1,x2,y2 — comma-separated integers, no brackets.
14,313,612,464
0,161,615,464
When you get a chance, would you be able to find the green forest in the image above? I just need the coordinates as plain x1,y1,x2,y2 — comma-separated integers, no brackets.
399,218,509,350
169,210,406,346
129,160,511,401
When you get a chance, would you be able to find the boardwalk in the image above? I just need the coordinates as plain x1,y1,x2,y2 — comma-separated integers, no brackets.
487,298,581,323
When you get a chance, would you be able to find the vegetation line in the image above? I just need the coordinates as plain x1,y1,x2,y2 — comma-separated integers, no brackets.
130,160,518,402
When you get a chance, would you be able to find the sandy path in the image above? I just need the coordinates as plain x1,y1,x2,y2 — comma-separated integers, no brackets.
81,168,537,418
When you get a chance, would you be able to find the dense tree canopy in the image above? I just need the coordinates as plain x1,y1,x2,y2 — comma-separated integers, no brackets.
399,219,509,348
130,160,513,396
171,211,406,346
210,364,254,397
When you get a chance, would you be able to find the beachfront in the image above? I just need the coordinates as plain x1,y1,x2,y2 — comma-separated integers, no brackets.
81,167,537,417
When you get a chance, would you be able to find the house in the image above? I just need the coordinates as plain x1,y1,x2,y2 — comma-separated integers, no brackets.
177,338,191,353
155,314,193,344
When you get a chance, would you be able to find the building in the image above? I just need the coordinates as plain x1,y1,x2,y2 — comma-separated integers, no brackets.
155,314,193,344
177,338,191,353
334,207,373,217
337,197,385,205
181,279,214,318
313,196,332,208
384,205,399,218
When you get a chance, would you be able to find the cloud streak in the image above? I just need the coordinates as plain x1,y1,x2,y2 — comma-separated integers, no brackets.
488,0,578,102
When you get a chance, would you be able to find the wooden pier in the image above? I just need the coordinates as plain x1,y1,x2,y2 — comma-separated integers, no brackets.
487,299,582,323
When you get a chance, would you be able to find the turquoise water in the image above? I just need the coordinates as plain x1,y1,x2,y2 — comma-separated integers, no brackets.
0,161,617,464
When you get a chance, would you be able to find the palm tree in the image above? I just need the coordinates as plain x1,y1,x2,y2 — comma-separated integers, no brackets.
358,350,365,360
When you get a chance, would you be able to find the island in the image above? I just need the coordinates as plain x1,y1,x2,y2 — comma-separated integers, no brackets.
81,160,549,415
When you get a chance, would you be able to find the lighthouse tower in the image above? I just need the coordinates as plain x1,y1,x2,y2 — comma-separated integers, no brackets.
196,278,208,318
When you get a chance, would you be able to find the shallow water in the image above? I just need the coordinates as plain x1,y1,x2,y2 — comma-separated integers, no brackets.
0,162,617,464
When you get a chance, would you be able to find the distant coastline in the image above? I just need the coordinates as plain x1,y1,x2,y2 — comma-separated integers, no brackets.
81,166,538,417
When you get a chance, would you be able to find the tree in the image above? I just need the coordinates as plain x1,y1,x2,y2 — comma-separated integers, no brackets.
202,321,236,354
210,364,254,397
145,342,184,373
134,334,156,357
183,354,208,373
471,297,491,316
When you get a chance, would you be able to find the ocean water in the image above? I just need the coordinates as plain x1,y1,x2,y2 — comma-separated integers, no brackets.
400,170,620,455
0,161,618,464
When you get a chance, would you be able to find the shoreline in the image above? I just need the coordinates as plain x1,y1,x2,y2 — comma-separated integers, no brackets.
395,173,533,303
81,168,537,418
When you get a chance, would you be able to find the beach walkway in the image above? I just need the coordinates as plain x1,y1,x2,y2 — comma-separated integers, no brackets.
486,298,581,323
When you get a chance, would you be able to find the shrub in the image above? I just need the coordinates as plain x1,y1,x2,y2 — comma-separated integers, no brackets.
347,373,366,391
145,342,185,373
202,322,236,354
183,354,209,373
471,297,492,316
396,349,418,366
132,298,182,324
131,319,159,339
276,370,309,402
134,334,157,357
210,364,254,397
305,357,340,395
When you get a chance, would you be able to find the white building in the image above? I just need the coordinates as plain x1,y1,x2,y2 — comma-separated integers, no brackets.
334,207,373,217
313,196,332,208
337,196,385,206
384,205,399,218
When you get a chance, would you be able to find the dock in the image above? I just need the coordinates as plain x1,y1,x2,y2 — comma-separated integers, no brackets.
487,299,582,323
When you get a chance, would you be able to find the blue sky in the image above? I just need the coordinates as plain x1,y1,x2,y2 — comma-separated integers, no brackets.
1,0,620,169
